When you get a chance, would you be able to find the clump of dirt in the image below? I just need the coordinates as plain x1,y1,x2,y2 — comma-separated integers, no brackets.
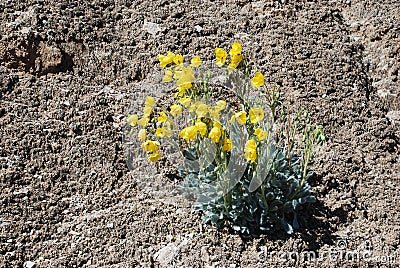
0,35,73,75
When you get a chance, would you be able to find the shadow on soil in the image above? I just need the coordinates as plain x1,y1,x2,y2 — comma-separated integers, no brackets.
233,172,347,252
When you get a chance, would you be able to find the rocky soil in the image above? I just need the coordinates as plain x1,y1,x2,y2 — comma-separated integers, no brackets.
1,0,399,267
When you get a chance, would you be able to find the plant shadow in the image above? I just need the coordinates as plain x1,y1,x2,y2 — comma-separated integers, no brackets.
233,173,348,252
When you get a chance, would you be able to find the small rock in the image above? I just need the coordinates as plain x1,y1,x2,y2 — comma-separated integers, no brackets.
349,22,360,32
176,208,184,214
37,43,62,74
377,89,394,98
186,233,194,239
154,243,177,266
143,20,162,35
387,111,400,125
69,230,80,236
20,27,31,35
13,188,29,195
24,261,35,268
104,86,112,92
166,234,174,242
178,238,189,249
251,1,265,14
194,25,203,32
201,246,210,263
116,93,124,100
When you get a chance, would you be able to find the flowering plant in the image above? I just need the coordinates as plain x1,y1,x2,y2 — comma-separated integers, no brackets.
127,42,325,234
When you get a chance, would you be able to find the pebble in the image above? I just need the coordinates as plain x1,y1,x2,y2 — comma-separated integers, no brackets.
143,20,162,35
194,25,202,32
13,188,30,195
386,111,400,125
201,246,210,263
166,234,174,242
24,261,35,268
154,243,177,266
69,230,80,236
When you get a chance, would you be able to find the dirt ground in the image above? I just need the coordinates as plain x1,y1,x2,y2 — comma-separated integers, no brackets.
1,0,399,267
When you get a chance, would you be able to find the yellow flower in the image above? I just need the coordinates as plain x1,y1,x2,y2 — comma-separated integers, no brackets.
137,116,150,127
173,54,184,65
179,96,191,108
127,114,138,126
229,42,242,56
179,125,198,141
222,138,233,151
174,63,183,73
170,104,182,117
162,123,173,137
190,55,202,67
209,108,220,121
145,96,155,107
209,126,222,143
176,66,194,89
254,128,268,141
215,100,227,111
148,152,162,162
155,127,164,137
173,66,182,80
213,121,223,129
175,86,188,98
142,140,160,153
162,69,173,82
157,112,167,123
196,102,208,118
143,106,152,117
228,54,243,70
244,139,257,162
230,111,247,125
215,47,227,67
158,51,175,68
138,129,146,141
195,120,207,136
249,107,264,124
176,82,192,92
251,72,264,88
155,125,172,138
188,102,199,112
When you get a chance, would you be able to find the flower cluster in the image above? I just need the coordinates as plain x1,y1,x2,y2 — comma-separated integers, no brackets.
128,42,269,165
127,42,325,234
127,96,166,162
215,41,243,69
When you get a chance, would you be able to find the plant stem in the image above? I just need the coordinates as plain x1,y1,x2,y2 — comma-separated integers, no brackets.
288,149,310,200
223,194,229,214
260,183,269,210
